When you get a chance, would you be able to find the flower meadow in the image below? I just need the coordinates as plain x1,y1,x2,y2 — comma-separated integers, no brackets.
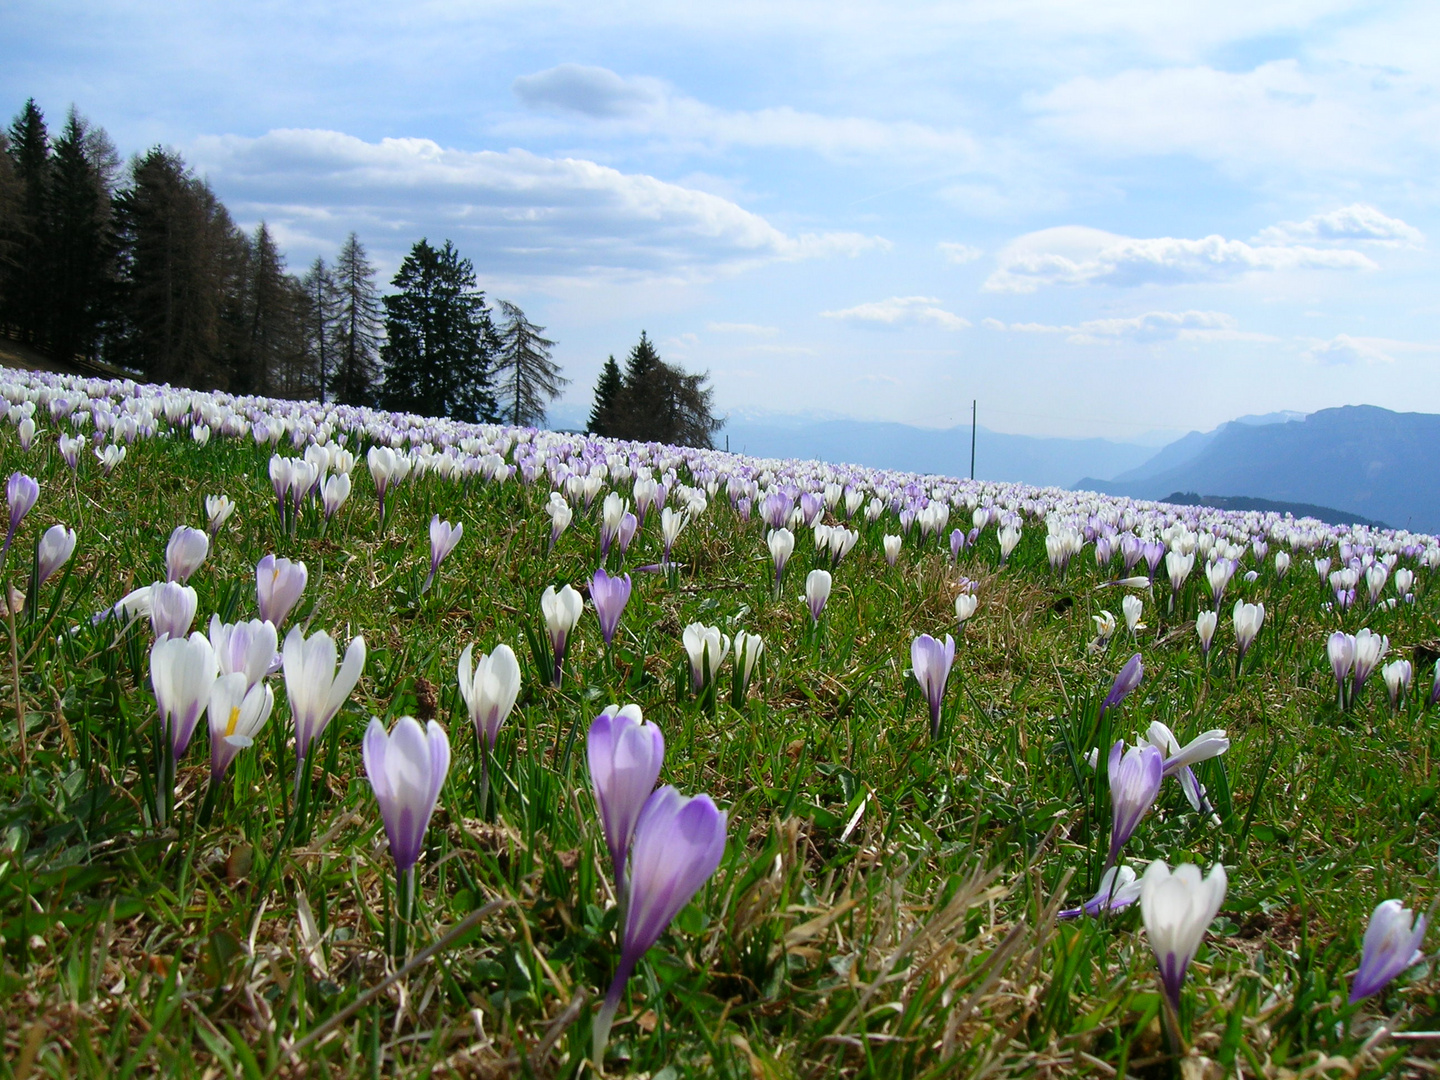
1,367,1438,1078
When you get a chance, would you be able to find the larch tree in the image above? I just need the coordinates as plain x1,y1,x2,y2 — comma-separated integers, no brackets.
329,232,382,407
493,299,566,427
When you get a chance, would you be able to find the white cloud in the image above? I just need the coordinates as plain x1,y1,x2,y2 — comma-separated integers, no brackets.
990,310,1276,345
189,128,887,280
510,64,981,161
980,316,1007,330
1303,334,1397,365
1255,204,1424,247
938,241,984,264
1030,60,1440,178
707,321,780,336
821,296,970,330
985,224,1377,292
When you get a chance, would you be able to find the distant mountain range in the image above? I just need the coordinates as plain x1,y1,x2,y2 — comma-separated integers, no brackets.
1080,405,1440,534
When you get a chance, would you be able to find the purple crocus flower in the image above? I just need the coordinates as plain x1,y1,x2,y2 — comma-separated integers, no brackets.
421,514,463,593
587,705,665,891
593,785,726,1062
35,524,76,587
590,567,633,647
256,554,307,628
1100,653,1144,714
165,525,210,584
1106,740,1164,865
950,528,966,561
799,491,824,527
1350,899,1428,1003
3,472,39,556
150,581,198,640
362,715,450,873
616,511,638,557
911,633,956,740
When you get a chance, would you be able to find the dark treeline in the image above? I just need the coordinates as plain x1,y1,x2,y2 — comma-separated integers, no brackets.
0,98,568,425
0,97,726,443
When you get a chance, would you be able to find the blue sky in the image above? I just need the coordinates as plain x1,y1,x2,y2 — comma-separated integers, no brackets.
4,1,1438,439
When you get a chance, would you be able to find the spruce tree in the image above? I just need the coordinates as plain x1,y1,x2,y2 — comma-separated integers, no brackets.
330,233,382,406
605,332,721,447
588,355,622,435
493,299,566,427
379,238,500,423
46,107,120,364
4,100,51,346
0,131,17,289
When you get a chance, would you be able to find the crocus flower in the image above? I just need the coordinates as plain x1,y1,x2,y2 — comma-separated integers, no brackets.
805,568,832,624
883,534,902,566
950,528,966,561
1328,631,1355,706
1145,720,1229,815
283,626,367,771
151,630,218,760
1106,740,1163,865
1165,550,1194,595
1058,865,1142,919
956,591,979,626
599,492,628,559
546,493,573,551
1195,611,1218,654
367,446,407,527
58,434,83,470
1352,628,1388,696
1140,860,1228,1009
734,631,764,699
205,494,235,538
362,715,450,873
1275,551,1291,578
3,472,39,556
541,584,583,684
321,472,351,520
1123,594,1144,635
1350,899,1428,1003
683,622,731,692
421,515,462,593
207,671,274,781
35,524,76,587
165,525,210,584
1205,558,1235,605
95,444,125,475
590,568,632,647
209,615,280,690
767,527,795,589
587,705,665,890
457,642,522,751
150,581,198,640
1092,609,1116,646
256,554,307,628
660,506,687,563
1101,653,1144,714
616,511,638,557
593,786,727,1063
1232,600,1264,660
912,633,956,740
1383,659,1413,709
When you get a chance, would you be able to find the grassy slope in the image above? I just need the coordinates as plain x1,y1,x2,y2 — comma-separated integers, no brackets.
0,426,1437,1079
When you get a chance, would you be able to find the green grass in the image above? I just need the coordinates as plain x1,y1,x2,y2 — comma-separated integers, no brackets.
0,423,1437,1079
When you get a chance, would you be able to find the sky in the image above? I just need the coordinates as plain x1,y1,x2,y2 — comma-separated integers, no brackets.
4,0,1438,441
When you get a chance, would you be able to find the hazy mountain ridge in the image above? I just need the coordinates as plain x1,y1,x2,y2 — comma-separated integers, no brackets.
1080,405,1440,534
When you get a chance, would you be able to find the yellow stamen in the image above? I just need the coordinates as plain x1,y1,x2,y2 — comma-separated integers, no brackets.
225,706,241,737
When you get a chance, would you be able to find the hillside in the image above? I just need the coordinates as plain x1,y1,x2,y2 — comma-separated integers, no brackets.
1079,404,1440,534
